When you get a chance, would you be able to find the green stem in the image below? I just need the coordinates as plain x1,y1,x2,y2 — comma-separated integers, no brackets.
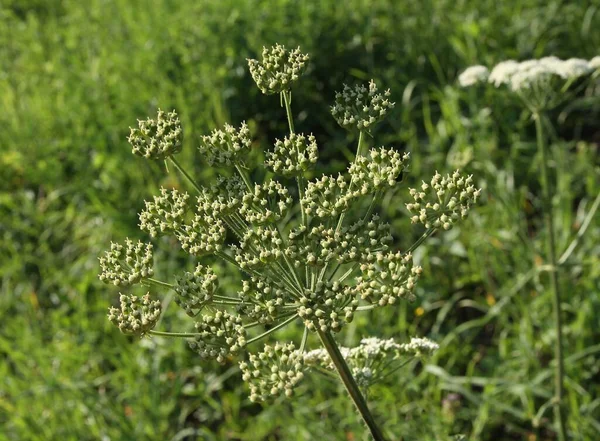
317,330,388,441
246,314,299,345
282,91,295,134
169,157,203,193
558,190,600,265
405,228,436,255
335,130,367,233
149,330,198,338
235,165,254,192
534,111,566,441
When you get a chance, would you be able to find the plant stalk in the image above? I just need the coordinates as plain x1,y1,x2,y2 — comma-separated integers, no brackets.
534,111,567,441
317,330,388,441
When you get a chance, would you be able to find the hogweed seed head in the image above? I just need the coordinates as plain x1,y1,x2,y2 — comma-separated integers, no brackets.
266,133,318,176
198,122,252,166
189,311,247,363
139,187,190,238
107,293,161,336
176,214,226,256
331,80,395,131
248,44,310,95
348,148,409,194
174,264,218,316
196,175,246,218
302,174,354,218
237,277,289,324
297,281,358,333
98,239,154,286
240,180,293,225
240,342,305,401
128,109,182,160
406,170,481,230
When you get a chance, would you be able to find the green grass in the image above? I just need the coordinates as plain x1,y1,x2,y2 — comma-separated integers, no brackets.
1,0,599,440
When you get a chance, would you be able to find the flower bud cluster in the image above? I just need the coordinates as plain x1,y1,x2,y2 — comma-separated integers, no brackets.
356,252,422,306
189,311,247,363
240,181,293,224
406,170,481,230
237,277,289,324
298,281,358,333
398,337,440,356
128,109,182,160
99,239,154,286
235,227,284,269
247,44,309,95
196,175,246,218
107,293,161,336
198,122,251,166
302,174,353,217
348,148,409,194
177,214,226,255
331,80,395,131
266,133,318,176
174,264,218,316
457,65,490,87
240,342,305,401
139,187,190,238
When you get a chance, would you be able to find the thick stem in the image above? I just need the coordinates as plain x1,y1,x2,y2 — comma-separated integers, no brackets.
535,112,567,441
169,157,203,193
317,330,388,441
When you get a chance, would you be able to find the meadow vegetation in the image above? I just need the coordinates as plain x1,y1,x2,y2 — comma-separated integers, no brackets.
1,1,599,440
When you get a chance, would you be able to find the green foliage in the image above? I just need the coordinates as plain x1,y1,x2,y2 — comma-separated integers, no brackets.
1,0,599,440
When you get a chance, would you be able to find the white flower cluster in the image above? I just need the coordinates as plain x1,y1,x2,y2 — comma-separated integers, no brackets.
189,311,247,363
174,264,218,316
107,293,161,336
348,148,409,194
240,342,305,401
457,65,489,87
98,239,154,286
128,109,182,160
247,44,310,95
198,122,252,166
304,336,438,387
460,56,598,91
240,180,293,225
176,214,226,255
398,336,439,356
237,277,289,324
297,281,358,332
331,80,395,131
356,252,422,306
139,187,190,238
406,170,481,230
266,133,318,176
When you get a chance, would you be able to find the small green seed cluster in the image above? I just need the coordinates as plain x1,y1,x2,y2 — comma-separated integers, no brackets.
196,176,246,218
302,174,353,217
348,148,409,194
331,80,395,131
248,44,310,95
356,252,422,306
198,122,251,166
266,133,318,176
128,109,182,160
286,216,392,267
189,311,247,363
235,227,284,269
240,181,293,224
298,281,358,333
107,293,161,336
177,215,226,255
174,264,218,316
237,277,288,324
98,239,154,286
406,170,481,230
139,187,190,238
240,342,305,401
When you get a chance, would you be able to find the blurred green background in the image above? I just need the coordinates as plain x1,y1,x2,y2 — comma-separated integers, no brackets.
1,0,599,440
